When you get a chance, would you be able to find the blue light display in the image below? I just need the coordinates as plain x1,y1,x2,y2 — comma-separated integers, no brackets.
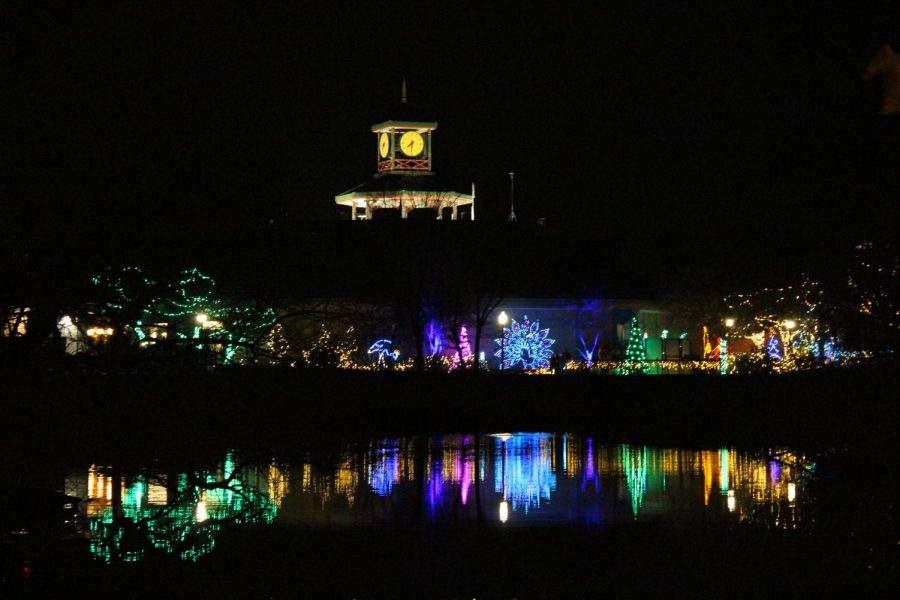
766,334,783,361
368,440,400,496
494,316,555,370
367,339,398,366
424,320,444,357
577,331,600,363
493,433,557,514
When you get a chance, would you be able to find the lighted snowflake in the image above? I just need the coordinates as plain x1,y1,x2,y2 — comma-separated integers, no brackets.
495,315,555,369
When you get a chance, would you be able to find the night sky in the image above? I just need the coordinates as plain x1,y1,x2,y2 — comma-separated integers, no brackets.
5,3,899,250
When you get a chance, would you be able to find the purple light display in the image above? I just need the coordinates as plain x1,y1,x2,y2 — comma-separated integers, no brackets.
582,437,600,493
494,316,555,370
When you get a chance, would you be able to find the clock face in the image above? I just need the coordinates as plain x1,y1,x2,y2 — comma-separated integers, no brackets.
398,131,425,157
379,133,390,158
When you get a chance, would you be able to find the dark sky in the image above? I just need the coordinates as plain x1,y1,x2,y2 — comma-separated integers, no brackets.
5,3,899,248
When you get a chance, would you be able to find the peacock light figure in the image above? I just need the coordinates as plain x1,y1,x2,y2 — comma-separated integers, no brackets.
495,315,555,370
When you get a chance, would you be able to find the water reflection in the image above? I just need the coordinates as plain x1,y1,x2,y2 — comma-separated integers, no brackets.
70,452,278,562
64,435,811,562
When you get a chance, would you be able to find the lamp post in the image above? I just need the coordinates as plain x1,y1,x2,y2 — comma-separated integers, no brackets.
498,311,509,371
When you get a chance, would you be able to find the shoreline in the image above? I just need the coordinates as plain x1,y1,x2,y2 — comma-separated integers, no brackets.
3,365,898,464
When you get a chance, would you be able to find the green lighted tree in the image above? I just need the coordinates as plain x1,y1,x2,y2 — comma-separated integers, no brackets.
622,315,646,375
89,266,277,366
142,268,277,365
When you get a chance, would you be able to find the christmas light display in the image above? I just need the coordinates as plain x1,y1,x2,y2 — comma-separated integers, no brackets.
91,265,157,314
367,339,398,366
458,324,472,359
301,326,358,369
766,333,783,361
92,266,276,365
494,315,555,370
622,315,646,374
577,331,600,364
149,268,277,365
719,337,729,374
424,319,444,356
449,324,473,369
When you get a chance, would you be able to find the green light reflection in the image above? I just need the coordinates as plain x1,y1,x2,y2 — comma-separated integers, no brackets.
86,452,278,563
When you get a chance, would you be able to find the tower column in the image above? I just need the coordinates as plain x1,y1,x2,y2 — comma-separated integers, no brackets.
350,203,356,220
401,199,408,219
451,203,458,220
365,201,372,220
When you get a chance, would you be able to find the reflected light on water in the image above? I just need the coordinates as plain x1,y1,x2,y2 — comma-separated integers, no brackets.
196,499,208,523
64,436,813,564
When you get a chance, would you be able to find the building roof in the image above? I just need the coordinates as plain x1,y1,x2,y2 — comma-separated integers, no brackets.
336,172,469,200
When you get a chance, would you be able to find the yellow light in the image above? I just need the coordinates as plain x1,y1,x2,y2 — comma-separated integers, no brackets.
86,328,95,336
727,489,736,512
105,328,113,335
196,500,208,522
787,482,796,502
499,500,509,523
783,320,797,330
498,310,509,326
725,318,735,328
196,314,208,324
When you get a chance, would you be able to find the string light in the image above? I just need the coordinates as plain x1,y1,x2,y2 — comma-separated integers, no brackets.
494,315,555,370
622,315,646,375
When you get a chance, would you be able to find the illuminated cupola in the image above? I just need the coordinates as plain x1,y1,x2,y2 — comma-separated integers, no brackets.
372,79,437,174
335,80,474,220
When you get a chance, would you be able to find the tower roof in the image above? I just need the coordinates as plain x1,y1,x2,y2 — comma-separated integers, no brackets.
371,80,436,130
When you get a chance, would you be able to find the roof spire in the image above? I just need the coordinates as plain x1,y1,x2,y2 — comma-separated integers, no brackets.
507,172,517,222
401,78,407,104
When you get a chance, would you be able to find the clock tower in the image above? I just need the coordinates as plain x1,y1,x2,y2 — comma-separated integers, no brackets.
335,81,474,220
372,81,436,174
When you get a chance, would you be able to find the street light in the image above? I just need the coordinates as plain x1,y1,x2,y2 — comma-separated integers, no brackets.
725,318,735,328
498,311,509,370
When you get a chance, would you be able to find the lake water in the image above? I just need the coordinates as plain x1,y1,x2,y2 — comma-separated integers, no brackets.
55,433,810,563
